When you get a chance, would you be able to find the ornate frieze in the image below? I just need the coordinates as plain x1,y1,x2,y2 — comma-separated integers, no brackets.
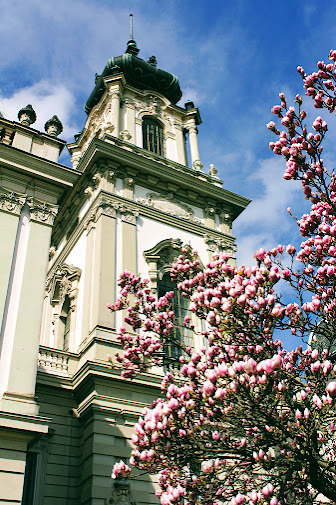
137,191,201,223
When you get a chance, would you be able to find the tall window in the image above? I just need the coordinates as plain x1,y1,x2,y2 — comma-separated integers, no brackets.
22,452,38,505
58,295,71,351
142,117,164,156
158,273,192,360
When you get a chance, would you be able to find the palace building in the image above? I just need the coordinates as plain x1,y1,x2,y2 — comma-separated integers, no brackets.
0,34,249,505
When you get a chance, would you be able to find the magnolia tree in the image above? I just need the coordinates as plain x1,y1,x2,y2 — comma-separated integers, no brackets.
110,51,336,505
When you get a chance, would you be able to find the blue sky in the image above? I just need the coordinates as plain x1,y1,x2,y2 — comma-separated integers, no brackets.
1,0,336,272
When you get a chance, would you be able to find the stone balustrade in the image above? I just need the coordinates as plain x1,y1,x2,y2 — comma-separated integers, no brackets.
38,346,79,376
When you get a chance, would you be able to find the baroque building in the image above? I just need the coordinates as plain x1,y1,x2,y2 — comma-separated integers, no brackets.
0,36,249,505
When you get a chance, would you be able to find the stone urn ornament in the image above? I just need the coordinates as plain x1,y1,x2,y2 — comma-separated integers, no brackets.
45,115,63,137
18,104,36,126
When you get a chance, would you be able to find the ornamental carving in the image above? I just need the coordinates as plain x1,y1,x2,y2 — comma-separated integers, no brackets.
96,196,118,220
105,477,136,505
204,205,216,219
46,263,82,303
204,234,237,256
219,209,233,226
144,238,183,289
29,200,58,225
84,159,116,198
0,186,58,224
85,197,118,231
0,190,27,215
118,204,138,225
137,192,201,223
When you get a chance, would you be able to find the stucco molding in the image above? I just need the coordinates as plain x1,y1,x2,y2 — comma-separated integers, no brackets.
105,476,137,505
0,185,58,224
49,191,236,282
118,203,138,225
137,191,201,224
45,263,82,351
0,188,27,215
204,233,237,256
143,238,182,290
28,199,58,225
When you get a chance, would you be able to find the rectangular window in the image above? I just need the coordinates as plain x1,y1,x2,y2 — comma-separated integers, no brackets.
22,452,38,505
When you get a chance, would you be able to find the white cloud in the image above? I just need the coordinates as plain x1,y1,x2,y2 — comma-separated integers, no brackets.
234,156,302,266
0,81,79,142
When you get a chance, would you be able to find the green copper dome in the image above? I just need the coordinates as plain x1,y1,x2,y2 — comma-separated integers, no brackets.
84,40,182,114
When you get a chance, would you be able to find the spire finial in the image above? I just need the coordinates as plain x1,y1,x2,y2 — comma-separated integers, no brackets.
130,14,134,40
125,13,139,56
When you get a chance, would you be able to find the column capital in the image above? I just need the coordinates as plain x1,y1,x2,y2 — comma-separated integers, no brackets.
0,188,27,216
118,204,138,225
28,199,58,226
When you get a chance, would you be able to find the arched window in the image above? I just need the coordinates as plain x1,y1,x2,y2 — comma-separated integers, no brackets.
157,273,192,360
142,117,164,156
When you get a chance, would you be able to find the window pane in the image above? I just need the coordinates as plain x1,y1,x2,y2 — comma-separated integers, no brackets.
158,273,192,359
142,117,163,156
22,452,38,505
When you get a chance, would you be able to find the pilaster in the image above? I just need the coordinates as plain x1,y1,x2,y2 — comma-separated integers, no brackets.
174,121,187,166
0,203,55,415
120,205,138,275
124,98,136,142
82,196,117,339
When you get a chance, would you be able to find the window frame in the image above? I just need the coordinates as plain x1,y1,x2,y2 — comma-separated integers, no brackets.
142,116,165,156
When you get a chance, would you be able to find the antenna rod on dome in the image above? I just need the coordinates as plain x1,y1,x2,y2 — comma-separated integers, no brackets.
130,14,134,40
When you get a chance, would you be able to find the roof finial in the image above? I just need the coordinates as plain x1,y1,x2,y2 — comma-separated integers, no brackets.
130,13,134,40
126,14,139,56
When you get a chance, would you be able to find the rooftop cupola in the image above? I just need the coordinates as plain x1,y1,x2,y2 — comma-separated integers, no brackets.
69,16,205,171
84,37,182,114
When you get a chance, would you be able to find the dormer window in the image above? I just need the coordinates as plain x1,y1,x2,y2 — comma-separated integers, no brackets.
142,117,164,155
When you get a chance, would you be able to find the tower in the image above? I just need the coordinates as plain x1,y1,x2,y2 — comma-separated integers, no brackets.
0,34,249,505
